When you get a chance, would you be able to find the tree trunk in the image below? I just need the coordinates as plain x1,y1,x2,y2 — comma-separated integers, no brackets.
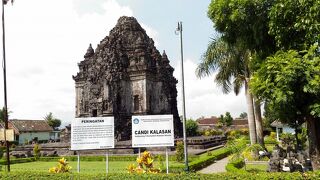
245,80,256,144
254,100,264,147
306,117,320,170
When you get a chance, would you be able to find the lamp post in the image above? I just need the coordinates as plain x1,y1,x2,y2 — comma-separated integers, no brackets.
1,0,10,172
175,21,188,172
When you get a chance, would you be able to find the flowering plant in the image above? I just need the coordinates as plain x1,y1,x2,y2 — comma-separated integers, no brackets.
127,151,161,174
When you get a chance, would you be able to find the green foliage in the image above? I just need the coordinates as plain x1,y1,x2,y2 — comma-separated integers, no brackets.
200,129,223,136
33,144,41,160
208,0,275,58
239,112,247,119
186,119,198,137
44,112,61,129
226,137,247,161
269,0,320,50
218,112,233,126
224,112,233,126
128,151,160,174
280,133,295,149
298,127,308,150
218,114,224,125
175,141,184,162
226,129,248,140
251,45,320,124
226,158,246,173
241,144,264,161
0,158,36,165
0,107,12,122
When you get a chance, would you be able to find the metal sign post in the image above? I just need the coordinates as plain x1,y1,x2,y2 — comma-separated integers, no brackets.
166,147,169,174
106,150,109,174
77,151,80,173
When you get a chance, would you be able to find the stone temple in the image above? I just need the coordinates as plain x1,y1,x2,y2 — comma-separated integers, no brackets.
73,16,182,140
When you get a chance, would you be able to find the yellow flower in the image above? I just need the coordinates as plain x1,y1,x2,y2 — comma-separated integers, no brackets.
49,167,57,173
127,164,136,173
58,157,67,165
136,157,143,164
146,157,153,166
143,151,151,158
135,167,145,174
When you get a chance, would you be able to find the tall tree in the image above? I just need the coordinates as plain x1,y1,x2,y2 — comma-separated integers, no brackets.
251,45,320,169
44,112,61,130
203,0,277,145
224,112,233,126
239,112,247,119
196,37,257,144
251,0,320,168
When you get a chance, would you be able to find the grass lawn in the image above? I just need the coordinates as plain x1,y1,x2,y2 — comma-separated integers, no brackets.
8,160,184,173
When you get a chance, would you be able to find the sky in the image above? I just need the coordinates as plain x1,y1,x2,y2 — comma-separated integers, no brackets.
0,0,247,127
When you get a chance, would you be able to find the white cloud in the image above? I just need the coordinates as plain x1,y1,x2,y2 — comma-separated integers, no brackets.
0,0,139,126
173,59,247,119
0,0,247,127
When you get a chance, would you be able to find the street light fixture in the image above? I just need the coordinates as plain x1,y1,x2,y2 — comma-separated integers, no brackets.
175,21,189,172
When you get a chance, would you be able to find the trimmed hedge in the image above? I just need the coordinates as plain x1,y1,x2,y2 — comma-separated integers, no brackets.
0,171,320,180
170,147,233,172
225,158,246,173
0,158,35,165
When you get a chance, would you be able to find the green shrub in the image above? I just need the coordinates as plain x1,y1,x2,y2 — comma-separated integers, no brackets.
186,119,199,137
175,141,184,162
33,144,41,160
0,158,35,165
270,132,276,139
280,133,295,148
0,171,317,179
241,144,264,161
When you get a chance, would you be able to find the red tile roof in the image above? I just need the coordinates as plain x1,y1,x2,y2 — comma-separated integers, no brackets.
9,119,53,134
196,117,219,125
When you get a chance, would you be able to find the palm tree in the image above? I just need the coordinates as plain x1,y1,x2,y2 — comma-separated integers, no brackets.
196,37,262,145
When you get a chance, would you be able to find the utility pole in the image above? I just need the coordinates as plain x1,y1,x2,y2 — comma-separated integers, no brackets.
2,0,10,172
175,21,188,172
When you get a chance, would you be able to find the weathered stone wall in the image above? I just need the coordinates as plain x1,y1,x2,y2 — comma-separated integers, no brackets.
73,16,182,140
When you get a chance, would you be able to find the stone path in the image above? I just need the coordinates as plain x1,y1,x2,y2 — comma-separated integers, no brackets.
198,157,229,174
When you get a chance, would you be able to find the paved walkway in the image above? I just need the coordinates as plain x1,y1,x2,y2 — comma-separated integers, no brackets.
198,157,229,174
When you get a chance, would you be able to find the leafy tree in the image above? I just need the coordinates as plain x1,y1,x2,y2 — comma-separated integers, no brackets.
268,0,320,50
251,45,320,168
218,114,224,125
224,112,233,126
186,119,198,137
44,112,61,129
200,0,275,146
239,112,247,119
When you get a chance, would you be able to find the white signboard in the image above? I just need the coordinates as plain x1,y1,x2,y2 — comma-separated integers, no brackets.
71,117,114,150
132,115,174,147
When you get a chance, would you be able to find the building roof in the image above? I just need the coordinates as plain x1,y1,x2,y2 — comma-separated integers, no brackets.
197,117,248,126
196,117,219,125
270,120,285,128
9,119,53,134
232,118,248,125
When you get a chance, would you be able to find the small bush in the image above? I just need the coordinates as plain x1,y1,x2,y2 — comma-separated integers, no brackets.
33,144,41,160
175,141,184,162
